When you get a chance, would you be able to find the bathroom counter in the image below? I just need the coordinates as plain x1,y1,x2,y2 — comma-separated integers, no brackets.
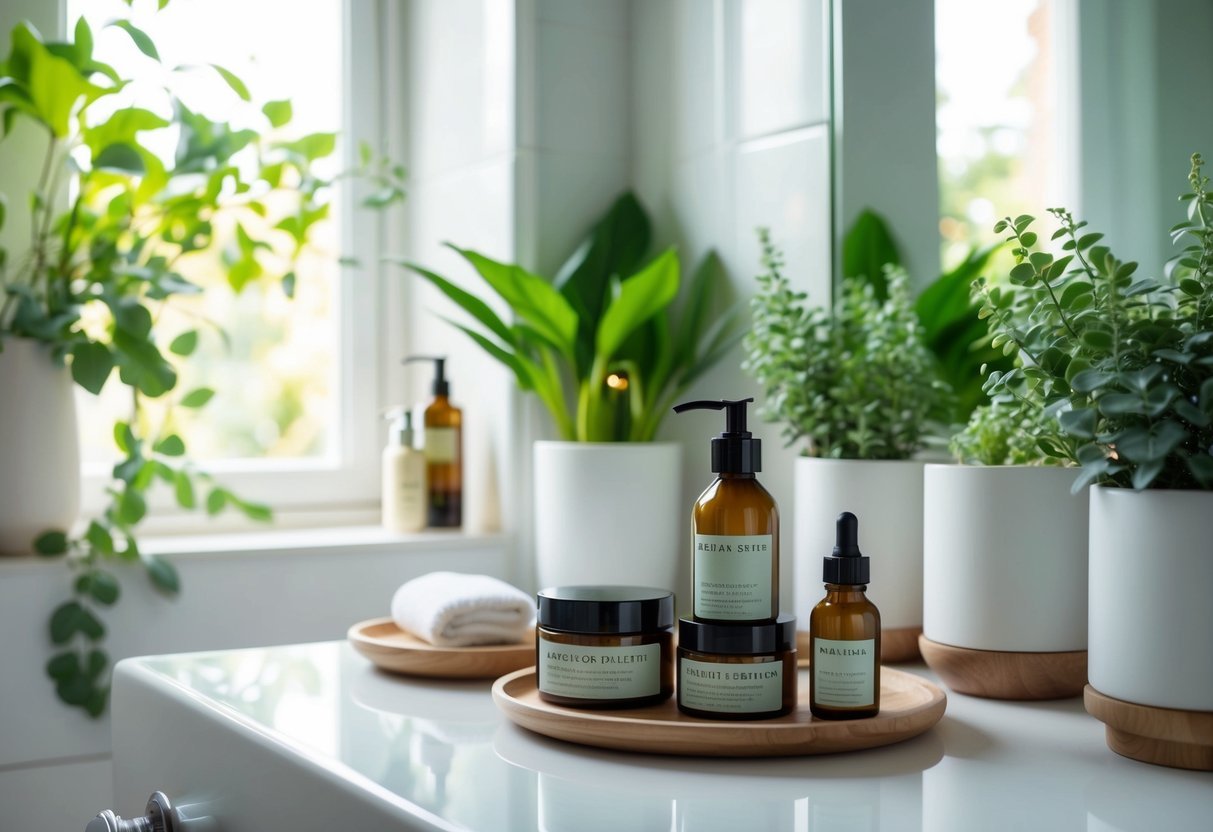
111,641,1212,832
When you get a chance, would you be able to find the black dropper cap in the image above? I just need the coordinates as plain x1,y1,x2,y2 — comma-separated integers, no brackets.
671,398,761,474
823,512,870,585
404,355,449,397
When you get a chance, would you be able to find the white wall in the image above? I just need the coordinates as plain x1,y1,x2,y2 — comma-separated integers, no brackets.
630,0,833,612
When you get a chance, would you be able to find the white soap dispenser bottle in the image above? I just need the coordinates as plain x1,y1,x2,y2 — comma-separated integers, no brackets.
382,408,427,533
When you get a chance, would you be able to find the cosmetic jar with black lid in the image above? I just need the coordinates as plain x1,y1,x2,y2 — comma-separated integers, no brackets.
536,586,675,708
677,613,798,719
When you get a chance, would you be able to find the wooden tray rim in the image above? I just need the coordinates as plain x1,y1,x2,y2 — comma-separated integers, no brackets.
492,665,946,757
348,617,535,679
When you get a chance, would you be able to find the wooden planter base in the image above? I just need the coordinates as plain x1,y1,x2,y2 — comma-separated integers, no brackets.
1084,685,1213,771
795,626,922,664
918,635,1087,700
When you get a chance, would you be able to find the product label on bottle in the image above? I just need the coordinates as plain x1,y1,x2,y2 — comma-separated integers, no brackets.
812,638,876,707
538,637,661,700
423,427,459,463
679,658,783,714
693,533,774,620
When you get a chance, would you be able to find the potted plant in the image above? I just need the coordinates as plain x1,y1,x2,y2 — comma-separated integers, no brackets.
399,193,738,591
920,396,1089,699
978,154,1213,768
743,230,947,661
0,15,401,714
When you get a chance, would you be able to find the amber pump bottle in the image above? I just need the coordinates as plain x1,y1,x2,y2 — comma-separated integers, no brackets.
404,356,462,528
672,398,778,624
810,512,880,719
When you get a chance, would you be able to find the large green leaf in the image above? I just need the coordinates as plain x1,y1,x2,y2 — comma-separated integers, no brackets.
596,248,680,360
110,20,160,61
70,341,114,394
83,107,169,156
112,329,177,397
397,260,516,347
843,208,902,299
674,250,727,367
449,246,578,359
28,41,108,137
554,192,651,374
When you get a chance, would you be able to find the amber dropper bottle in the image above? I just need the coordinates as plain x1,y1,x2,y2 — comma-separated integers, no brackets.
809,512,880,720
404,356,462,528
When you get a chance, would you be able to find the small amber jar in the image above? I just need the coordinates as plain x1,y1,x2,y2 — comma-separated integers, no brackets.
536,586,674,709
677,614,798,720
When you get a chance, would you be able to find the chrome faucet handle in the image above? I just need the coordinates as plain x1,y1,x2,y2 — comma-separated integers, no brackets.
87,792,178,832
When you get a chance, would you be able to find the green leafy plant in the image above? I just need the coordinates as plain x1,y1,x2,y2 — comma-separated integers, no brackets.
949,396,1064,466
843,208,1013,423
0,14,402,716
397,192,739,442
744,228,947,459
975,153,1213,491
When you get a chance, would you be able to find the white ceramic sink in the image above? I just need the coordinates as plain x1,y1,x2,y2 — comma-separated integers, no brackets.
108,642,1213,831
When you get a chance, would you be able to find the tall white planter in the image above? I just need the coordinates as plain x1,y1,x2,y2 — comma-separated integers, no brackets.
921,465,1089,699
1088,487,1213,711
0,337,80,555
794,458,925,661
533,441,682,593
1086,486,1213,770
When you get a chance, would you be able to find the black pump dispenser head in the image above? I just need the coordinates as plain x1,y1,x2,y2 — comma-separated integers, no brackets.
823,511,871,585
405,355,449,397
672,397,761,473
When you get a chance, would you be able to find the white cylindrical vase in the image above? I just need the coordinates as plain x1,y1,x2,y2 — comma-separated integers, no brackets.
0,337,81,555
533,441,682,593
794,458,925,661
921,464,1089,699
1085,485,1213,770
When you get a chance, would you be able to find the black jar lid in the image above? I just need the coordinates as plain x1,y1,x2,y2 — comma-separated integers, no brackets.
678,613,797,655
537,586,674,634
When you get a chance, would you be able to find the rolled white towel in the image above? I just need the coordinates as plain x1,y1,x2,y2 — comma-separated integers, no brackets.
391,571,535,647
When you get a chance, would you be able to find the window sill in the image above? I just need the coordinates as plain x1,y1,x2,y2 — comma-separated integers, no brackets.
0,525,510,572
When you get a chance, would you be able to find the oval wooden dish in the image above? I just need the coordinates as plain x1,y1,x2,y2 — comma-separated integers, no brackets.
492,666,946,757
348,617,535,680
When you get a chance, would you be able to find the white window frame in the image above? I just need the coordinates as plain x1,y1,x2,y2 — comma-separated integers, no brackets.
72,0,398,526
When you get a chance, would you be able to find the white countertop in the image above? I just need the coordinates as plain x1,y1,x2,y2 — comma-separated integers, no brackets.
113,642,1212,832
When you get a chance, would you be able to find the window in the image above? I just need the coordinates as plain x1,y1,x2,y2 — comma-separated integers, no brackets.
68,0,389,519
935,0,1076,269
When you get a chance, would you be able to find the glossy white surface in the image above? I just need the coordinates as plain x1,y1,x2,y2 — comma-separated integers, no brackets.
114,641,1213,832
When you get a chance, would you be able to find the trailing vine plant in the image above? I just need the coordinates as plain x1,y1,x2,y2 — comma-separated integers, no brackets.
0,10,403,715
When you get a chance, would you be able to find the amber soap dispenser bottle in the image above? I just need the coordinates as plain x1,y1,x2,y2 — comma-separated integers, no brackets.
404,355,462,528
810,512,881,719
672,397,778,624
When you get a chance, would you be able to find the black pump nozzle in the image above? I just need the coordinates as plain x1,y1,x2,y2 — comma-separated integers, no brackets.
672,397,761,473
823,511,871,585
405,355,449,397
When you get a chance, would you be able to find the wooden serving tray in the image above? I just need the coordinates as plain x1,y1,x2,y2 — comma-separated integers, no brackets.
348,617,535,680
492,666,945,757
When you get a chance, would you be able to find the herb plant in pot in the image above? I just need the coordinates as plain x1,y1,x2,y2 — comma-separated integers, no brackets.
744,231,946,662
401,193,738,592
921,398,1089,699
981,155,1213,769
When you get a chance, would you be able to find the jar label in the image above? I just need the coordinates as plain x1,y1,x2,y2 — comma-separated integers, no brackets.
812,638,876,707
693,533,774,620
679,657,783,713
424,427,459,463
538,637,661,700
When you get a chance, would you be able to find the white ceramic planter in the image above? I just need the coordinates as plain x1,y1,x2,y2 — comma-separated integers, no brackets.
533,441,682,592
923,465,1088,652
0,337,80,555
794,458,924,658
1088,486,1213,712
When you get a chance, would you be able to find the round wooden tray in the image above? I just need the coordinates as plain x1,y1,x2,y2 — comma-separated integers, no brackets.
348,617,535,679
1085,685,1213,771
919,635,1087,700
492,666,946,757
